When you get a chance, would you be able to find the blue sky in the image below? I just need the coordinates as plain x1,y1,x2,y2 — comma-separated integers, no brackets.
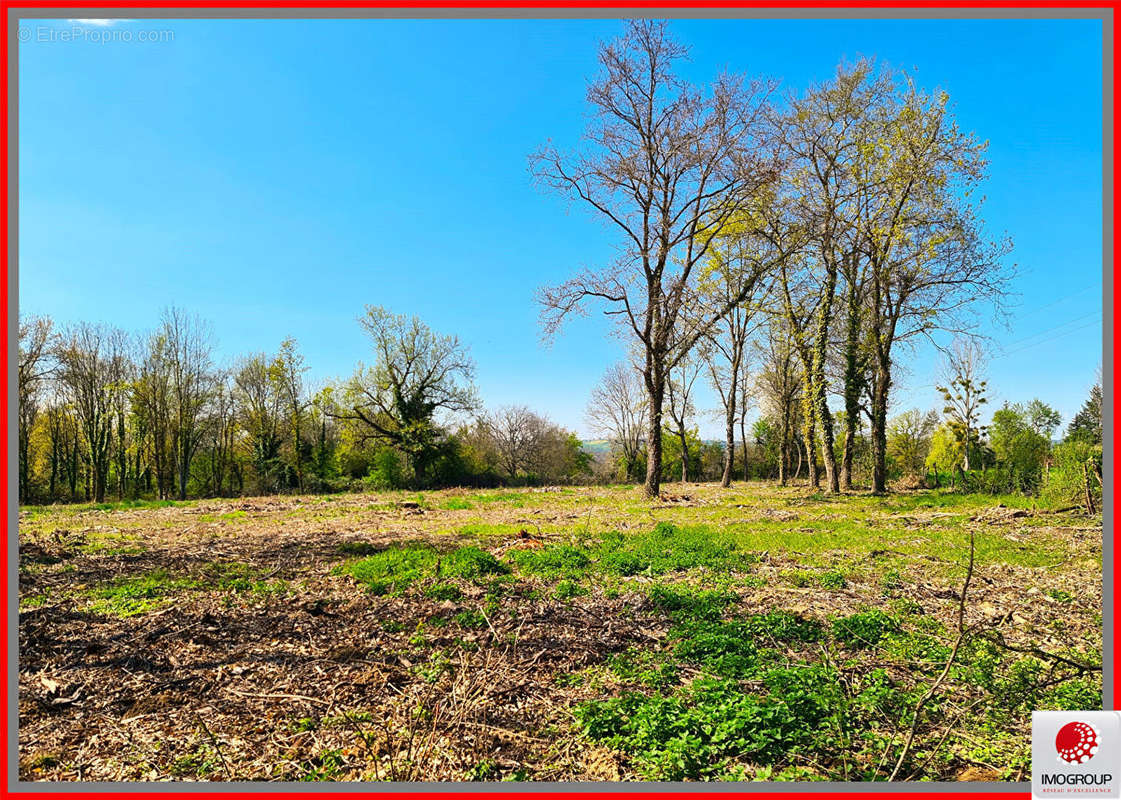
19,17,1103,439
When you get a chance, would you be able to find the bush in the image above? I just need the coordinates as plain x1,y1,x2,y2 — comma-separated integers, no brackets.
364,449,404,490
573,677,806,780
1042,440,1102,509
832,610,899,649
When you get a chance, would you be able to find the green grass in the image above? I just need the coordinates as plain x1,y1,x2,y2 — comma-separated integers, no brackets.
86,569,196,616
440,497,475,511
22,497,189,515
509,522,756,584
337,542,508,595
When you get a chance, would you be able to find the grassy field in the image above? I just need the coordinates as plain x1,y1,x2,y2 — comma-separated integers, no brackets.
18,482,1102,782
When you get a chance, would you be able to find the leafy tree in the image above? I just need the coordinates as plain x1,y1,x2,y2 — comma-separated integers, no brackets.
936,339,989,472
234,353,287,494
989,402,1050,490
886,409,939,476
1066,383,1102,445
855,67,1012,493
331,306,479,485
18,315,54,501
925,423,962,476
1024,398,1062,441
54,323,130,503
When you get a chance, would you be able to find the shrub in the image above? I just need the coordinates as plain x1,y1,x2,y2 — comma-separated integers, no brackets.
574,677,806,780
832,610,899,649
364,449,405,490
1042,440,1103,509
647,584,736,621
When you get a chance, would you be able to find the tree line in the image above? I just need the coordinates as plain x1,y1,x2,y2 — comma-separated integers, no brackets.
17,307,594,505
582,340,1103,510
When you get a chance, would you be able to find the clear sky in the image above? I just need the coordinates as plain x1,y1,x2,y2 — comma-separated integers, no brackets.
18,16,1103,439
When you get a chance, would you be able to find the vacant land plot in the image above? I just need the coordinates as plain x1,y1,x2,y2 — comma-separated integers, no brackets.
18,483,1101,782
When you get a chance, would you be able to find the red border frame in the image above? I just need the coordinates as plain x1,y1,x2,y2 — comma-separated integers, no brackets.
0,2,1113,797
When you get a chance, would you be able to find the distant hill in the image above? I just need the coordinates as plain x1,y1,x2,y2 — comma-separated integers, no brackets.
581,438,725,455
581,439,612,455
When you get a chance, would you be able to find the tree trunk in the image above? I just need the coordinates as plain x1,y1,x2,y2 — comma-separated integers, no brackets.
871,364,891,494
721,409,735,488
18,432,29,503
812,265,840,494
840,283,861,491
800,381,819,489
779,410,790,486
720,359,739,488
740,414,749,483
643,363,665,499
679,425,689,483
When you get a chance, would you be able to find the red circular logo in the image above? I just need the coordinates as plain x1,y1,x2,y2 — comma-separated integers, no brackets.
1056,722,1100,764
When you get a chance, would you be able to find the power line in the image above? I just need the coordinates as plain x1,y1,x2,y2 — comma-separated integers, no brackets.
1000,310,1102,351
996,318,1102,359
1013,283,1102,319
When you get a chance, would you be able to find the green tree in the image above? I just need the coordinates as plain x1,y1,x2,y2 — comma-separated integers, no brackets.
886,409,939,476
1066,383,1102,445
936,339,989,472
925,423,962,476
989,402,1049,489
1024,398,1062,441
331,306,479,486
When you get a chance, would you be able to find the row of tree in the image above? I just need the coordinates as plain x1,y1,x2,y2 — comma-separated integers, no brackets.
533,21,1013,497
19,299,1101,505
17,307,593,504
583,341,1102,502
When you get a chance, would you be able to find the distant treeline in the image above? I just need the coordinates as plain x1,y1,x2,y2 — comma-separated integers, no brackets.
18,303,1102,509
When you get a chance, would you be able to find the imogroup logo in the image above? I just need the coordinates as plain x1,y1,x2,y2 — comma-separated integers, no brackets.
1057,722,1102,765
1033,711,1121,798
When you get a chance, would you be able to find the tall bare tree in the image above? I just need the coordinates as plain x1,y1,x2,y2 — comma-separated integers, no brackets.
585,362,647,482
134,331,174,499
665,350,703,483
18,315,54,501
161,308,216,500
55,323,128,503
533,20,783,498
484,405,546,481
